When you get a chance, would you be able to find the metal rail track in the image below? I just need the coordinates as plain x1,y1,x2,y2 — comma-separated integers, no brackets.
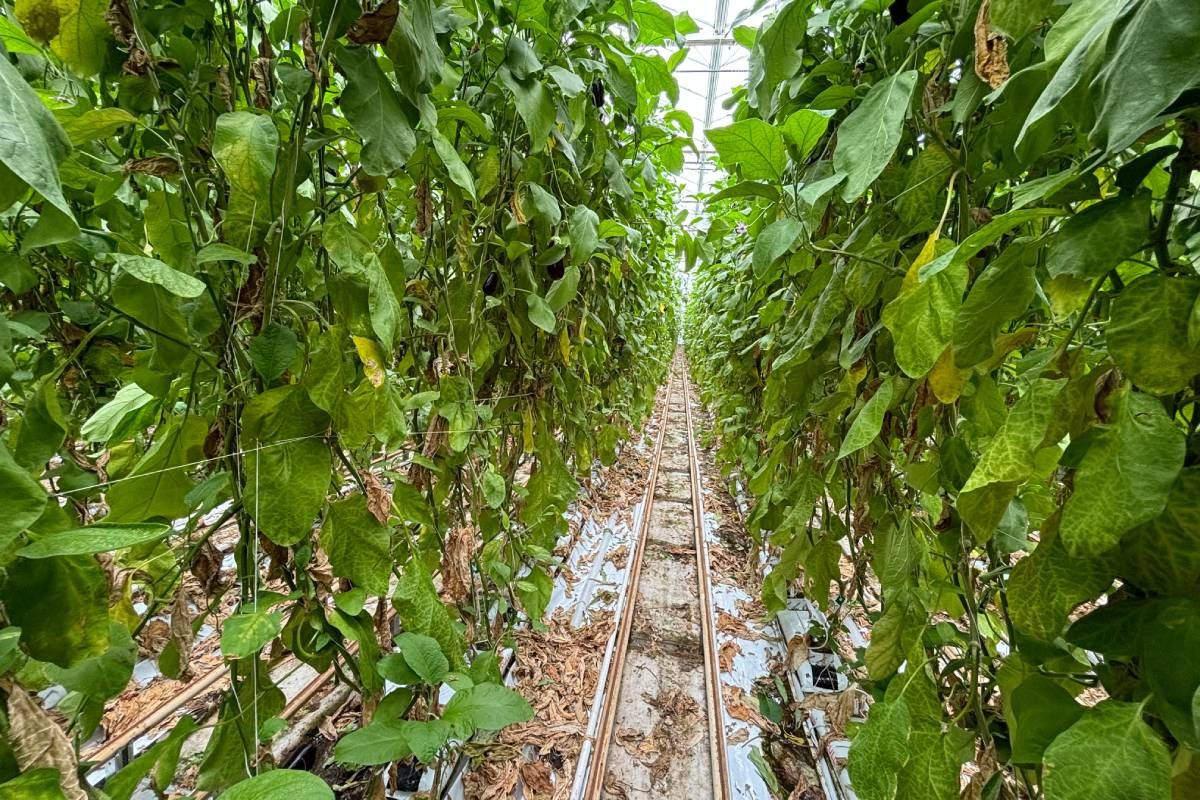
581,356,732,800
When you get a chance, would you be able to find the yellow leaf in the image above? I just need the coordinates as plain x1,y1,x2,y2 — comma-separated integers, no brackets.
510,190,527,224
352,336,386,387
929,345,969,403
51,0,110,76
522,407,534,453
979,327,1038,372
558,326,571,366
901,230,940,293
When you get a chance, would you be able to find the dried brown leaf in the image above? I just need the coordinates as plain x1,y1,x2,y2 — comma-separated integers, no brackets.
7,688,88,800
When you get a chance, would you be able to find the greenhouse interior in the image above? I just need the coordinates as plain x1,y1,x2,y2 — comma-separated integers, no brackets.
1,0,1199,798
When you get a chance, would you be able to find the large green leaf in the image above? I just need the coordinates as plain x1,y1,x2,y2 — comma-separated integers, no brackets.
19,523,172,557
847,700,911,800
323,219,403,347
1060,390,1184,557
1107,275,1200,395
241,386,332,547
1008,521,1114,640
1089,0,1200,153
747,0,809,115
0,555,109,666
335,44,417,175
81,383,157,443
1009,675,1084,766
880,252,966,378
1120,468,1200,599
392,559,466,667
440,682,533,737
319,495,392,595
106,416,208,522
706,119,788,183
395,631,449,684
222,771,333,800
1043,701,1172,800
221,608,283,659
334,718,450,765
110,254,205,298
1046,193,1149,282
0,441,46,551
0,56,77,243
952,242,1037,368
499,69,556,151
837,378,894,459
833,70,917,202
958,379,1064,540
752,218,802,278
213,111,278,196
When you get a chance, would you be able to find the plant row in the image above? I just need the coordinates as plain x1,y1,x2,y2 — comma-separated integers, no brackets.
684,1,1200,798
0,0,691,795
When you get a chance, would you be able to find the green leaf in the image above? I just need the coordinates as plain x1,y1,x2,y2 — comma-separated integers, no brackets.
546,265,581,312
1107,275,1200,395
894,725,971,800
213,111,278,196
499,69,556,152
441,682,533,737
1060,390,1184,557
104,716,198,800
221,609,283,659
0,769,71,800
110,253,205,298
526,294,556,333
568,204,600,266
335,718,450,765
990,0,1054,39
1089,0,1200,154
952,242,1037,368
222,770,334,800
0,555,108,666
1046,193,1150,282
752,218,802,278
706,119,787,183
0,56,76,237
81,382,156,443
241,386,332,546
61,107,136,145
958,379,1064,540
481,468,506,509
46,620,135,697
49,0,110,75
1008,521,1114,639
335,44,416,175
196,243,257,265
865,597,923,680
1009,675,1084,765
780,109,830,160
106,416,208,523
249,323,300,383
18,522,172,557
833,70,918,202
1120,468,1200,599
1043,701,1172,800
392,559,466,667
881,251,966,378
838,379,894,459
847,700,911,800
504,36,542,79
430,129,476,199
319,495,392,595
0,441,46,551
746,0,808,115
323,218,403,347
395,631,449,684
547,65,585,96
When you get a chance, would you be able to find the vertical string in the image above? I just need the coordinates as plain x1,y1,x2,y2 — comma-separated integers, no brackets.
251,448,261,774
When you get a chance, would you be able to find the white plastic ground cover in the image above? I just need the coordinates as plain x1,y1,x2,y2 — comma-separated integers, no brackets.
697,502,786,800
402,454,648,800
727,479,865,800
